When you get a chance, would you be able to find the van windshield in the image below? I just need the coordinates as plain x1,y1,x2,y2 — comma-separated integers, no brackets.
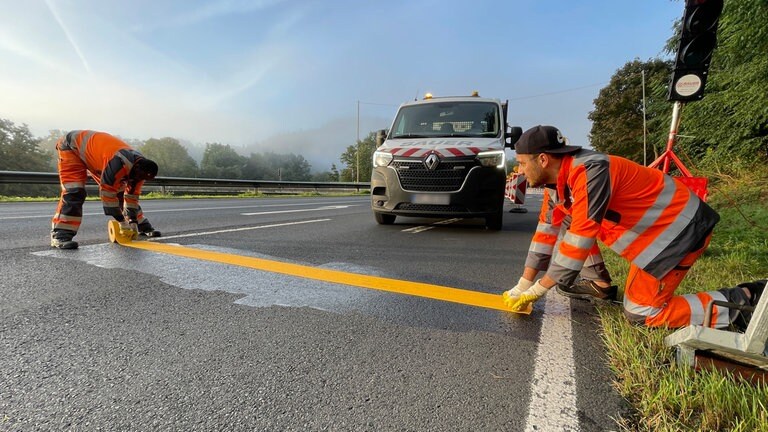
389,101,500,139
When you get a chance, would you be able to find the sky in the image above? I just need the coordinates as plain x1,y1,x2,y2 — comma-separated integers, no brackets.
0,0,683,172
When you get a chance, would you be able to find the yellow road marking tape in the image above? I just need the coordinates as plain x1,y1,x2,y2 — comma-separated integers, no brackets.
107,220,530,313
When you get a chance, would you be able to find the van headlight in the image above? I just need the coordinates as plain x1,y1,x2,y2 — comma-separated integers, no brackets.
373,151,393,167
476,150,505,168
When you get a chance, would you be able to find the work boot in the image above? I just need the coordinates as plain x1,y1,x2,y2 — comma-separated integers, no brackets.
556,279,618,302
50,232,78,249
138,221,162,238
729,280,766,332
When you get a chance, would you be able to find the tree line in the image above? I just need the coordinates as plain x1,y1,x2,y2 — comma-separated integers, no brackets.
0,119,381,197
0,123,363,196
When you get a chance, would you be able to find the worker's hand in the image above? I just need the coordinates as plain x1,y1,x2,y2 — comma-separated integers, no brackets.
507,280,550,312
502,277,534,307
118,220,139,240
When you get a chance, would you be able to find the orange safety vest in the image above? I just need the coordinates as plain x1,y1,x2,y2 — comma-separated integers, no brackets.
526,149,719,286
59,130,146,217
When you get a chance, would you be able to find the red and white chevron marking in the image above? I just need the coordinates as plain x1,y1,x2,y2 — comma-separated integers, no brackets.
387,146,486,158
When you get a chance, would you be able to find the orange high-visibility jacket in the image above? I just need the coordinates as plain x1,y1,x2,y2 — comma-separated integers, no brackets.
59,130,147,219
526,149,719,286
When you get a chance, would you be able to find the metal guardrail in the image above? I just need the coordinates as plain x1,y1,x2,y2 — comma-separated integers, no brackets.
0,171,371,194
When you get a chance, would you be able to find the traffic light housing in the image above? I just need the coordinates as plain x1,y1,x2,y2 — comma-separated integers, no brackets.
667,0,724,102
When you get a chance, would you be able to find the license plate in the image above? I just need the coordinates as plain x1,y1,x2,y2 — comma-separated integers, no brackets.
411,193,450,205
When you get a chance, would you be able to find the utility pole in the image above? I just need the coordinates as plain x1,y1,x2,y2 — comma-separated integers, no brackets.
356,100,360,183
642,69,647,165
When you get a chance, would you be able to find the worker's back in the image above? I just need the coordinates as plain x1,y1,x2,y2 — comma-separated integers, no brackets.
563,150,718,278
65,130,131,177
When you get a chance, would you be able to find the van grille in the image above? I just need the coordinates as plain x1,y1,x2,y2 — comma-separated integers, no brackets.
393,157,476,192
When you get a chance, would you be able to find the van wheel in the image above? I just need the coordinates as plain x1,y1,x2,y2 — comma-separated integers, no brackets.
374,212,396,225
485,208,503,230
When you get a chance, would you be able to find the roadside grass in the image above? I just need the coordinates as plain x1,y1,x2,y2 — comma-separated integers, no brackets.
599,169,768,432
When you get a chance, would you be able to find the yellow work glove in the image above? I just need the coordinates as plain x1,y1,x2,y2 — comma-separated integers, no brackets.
118,220,139,240
507,280,550,312
502,277,534,307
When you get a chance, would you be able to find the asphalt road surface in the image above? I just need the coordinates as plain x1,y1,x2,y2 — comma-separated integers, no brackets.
1,195,629,431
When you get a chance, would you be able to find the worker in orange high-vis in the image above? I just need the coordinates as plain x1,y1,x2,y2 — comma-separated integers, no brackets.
502,125,761,329
51,130,161,249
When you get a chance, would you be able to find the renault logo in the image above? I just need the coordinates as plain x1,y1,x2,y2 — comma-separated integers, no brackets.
424,153,440,170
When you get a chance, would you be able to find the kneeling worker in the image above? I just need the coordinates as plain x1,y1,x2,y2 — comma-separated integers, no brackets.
51,130,161,249
503,125,761,329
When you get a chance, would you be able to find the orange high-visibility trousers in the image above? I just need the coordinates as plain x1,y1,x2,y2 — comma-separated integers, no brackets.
622,234,729,328
51,141,89,234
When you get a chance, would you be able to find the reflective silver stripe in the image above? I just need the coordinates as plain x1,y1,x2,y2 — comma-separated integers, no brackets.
683,293,705,326
623,295,663,318
101,190,117,198
611,176,677,255
571,150,609,167
115,151,133,172
529,241,554,255
563,231,595,250
634,189,699,269
124,193,139,200
61,130,81,150
62,181,85,189
78,131,97,162
708,291,729,328
102,201,120,208
536,222,561,236
553,253,584,271
682,291,729,327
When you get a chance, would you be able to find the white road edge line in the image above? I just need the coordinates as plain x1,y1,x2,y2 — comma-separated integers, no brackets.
152,219,332,240
524,289,580,432
240,205,355,216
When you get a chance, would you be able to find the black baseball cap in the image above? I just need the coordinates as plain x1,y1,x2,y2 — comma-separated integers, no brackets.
131,158,159,181
514,125,581,154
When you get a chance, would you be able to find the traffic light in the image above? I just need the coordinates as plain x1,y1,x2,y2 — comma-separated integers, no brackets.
667,0,724,102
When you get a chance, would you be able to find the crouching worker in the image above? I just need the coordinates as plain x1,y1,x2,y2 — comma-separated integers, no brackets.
503,125,762,329
51,130,161,249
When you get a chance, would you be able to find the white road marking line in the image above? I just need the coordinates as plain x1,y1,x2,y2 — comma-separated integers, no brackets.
240,205,356,216
403,225,435,233
433,218,463,225
524,289,580,432
401,218,463,233
153,219,331,240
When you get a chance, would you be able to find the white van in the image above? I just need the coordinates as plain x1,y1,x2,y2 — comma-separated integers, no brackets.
371,93,521,230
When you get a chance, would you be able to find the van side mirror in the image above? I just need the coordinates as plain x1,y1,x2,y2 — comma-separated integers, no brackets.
375,129,388,147
505,126,523,148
